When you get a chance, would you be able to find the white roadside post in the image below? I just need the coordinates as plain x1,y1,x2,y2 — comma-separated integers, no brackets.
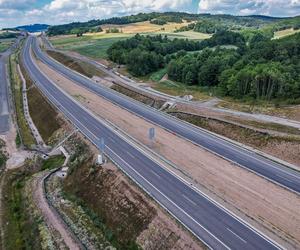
149,127,155,148
97,137,105,165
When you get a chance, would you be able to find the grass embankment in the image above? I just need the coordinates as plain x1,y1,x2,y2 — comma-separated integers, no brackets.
0,139,7,169
19,62,61,143
0,38,14,53
41,155,65,170
1,155,65,250
169,111,300,164
217,99,300,120
2,169,42,250
153,80,212,101
9,52,35,147
47,50,106,78
111,84,165,108
62,136,151,249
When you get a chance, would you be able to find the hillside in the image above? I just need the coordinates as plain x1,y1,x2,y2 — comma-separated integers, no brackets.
46,12,292,36
16,24,49,32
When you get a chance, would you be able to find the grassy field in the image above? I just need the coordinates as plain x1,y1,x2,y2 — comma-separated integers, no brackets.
50,33,132,59
0,38,14,53
49,21,211,59
273,28,300,39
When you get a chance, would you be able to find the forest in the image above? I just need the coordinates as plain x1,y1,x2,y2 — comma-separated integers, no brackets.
108,31,300,102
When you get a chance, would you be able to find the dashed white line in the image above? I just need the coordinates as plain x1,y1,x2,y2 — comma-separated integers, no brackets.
182,194,197,206
151,170,161,179
276,174,293,183
127,151,136,159
226,228,247,244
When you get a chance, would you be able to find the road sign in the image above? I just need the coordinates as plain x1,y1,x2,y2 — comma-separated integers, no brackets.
149,128,155,141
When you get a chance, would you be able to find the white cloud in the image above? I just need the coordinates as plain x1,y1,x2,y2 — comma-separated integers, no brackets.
198,0,300,16
1,0,299,28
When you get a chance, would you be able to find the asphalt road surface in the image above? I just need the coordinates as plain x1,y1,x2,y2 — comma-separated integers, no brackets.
32,36,300,194
0,50,11,133
23,36,283,250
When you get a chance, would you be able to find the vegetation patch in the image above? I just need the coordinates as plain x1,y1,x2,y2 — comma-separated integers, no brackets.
1,168,42,250
41,155,65,171
50,34,131,59
20,62,61,143
0,38,14,53
0,139,7,169
62,136,153,249
47,50,106,77
9,52,35,147
169,111,300,164
111,84,165,109
153,80,211,101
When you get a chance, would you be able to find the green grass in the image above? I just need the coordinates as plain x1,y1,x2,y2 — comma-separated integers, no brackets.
49,30,210,60
153,80,212,101
50,34,132,59
9,53,35,147
41,155,65,170
2,170,42,250
0,38,14,52
149,68,167,82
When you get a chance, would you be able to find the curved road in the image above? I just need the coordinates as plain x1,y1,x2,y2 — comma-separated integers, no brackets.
22,36,282,250
32,36,300,194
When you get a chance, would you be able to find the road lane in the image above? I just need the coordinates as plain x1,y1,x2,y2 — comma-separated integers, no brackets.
22,36,281,250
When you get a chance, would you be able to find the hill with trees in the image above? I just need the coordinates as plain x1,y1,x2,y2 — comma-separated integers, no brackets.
108,31,300,102
16,24,49,32
46,12,288,36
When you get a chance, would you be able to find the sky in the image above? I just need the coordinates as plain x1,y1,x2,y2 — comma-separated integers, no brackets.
0,0,299,28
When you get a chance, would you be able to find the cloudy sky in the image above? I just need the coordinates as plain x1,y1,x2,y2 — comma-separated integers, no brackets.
0,0,299,28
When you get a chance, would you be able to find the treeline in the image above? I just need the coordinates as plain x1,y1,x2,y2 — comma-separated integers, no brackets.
108,31,300,101
0,32,19,39
168,33,300,101
107,34,202,76
46,12,288,36
47,12,197,36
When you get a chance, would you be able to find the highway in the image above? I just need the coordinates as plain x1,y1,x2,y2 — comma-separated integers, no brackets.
23,36,282,250
32,36,300,194
0,46,11,133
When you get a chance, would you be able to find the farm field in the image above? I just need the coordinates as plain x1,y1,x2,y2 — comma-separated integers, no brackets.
49,21,210,59
273,28,300,39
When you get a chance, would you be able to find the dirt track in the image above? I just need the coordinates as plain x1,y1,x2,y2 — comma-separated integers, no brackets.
36,59,300,249
32,171,81,250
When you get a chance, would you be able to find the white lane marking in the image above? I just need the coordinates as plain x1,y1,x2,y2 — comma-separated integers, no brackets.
182,194,197,206
276,174,293,183
226,228,247,244
106,146,230,250
127,151,135,159
108,137,116,143
151,170,161,179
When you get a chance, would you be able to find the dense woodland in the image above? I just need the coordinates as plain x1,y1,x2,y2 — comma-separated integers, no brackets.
108,31,300,102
